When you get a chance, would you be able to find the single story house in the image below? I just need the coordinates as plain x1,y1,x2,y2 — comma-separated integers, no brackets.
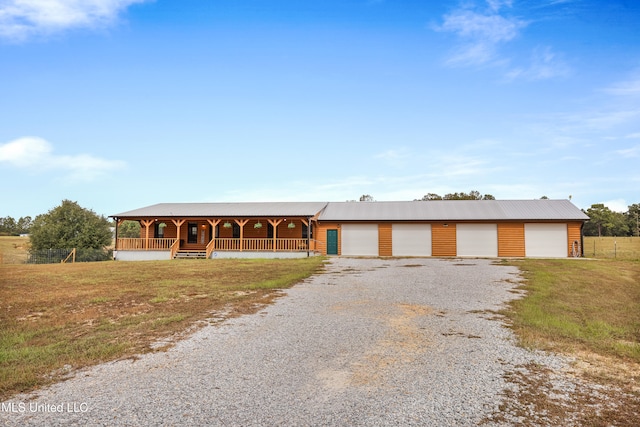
110,199,589,261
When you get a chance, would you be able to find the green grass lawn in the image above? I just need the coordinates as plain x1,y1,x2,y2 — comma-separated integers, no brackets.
583,236,640,260
0,257,324,400
504,258,640,363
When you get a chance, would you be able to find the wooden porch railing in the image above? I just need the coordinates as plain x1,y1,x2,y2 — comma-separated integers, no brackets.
170,239,180,259
117,238,177,250
211,238,309,252
118,238,317,254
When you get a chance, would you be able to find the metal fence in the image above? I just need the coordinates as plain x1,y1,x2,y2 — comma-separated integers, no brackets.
26,248,112,264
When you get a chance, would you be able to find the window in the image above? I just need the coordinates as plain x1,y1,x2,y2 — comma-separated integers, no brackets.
154,223,165,238
232,223,240,239
302,223,311,239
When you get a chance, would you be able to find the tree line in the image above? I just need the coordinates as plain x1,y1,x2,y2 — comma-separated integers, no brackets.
583,203,640,237
0,216,33,236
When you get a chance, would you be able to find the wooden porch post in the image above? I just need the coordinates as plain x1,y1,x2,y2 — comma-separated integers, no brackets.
235,219,249,251
207,219,221,255
115,218,123,251
172,219,186,249
141,220,154,250
268,219,283,252
302,218,310,256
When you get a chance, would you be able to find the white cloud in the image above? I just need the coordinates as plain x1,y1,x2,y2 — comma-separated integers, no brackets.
603,199,628,213
0,0,149,41
374,148,411,167
616,145,640,158
435,1,574,81
0,136,125,180
603,75,640,96
435,2,527,67
505,46,570,81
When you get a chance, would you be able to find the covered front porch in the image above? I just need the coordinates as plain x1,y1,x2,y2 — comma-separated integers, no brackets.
114,217,319,260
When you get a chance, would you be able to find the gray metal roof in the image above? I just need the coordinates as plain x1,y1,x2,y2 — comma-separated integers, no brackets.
113,200,588,221
317,200,589,221
112,202,329,218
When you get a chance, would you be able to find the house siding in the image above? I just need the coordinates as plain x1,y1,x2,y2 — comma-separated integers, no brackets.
315,222,341,255
378,223,393,256
431,223,457,256
567,222,582,256
497,223,526,257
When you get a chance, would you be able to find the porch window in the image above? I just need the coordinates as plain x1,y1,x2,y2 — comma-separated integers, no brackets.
232,223,240,239
154,223,165,238
302,223,311,239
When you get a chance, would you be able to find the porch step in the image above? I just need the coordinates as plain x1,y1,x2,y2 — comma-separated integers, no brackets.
174,250,207,259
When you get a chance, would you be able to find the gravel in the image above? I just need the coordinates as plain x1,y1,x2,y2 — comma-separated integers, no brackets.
1,257,572,426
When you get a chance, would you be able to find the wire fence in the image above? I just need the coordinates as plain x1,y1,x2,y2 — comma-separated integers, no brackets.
26,248,113,264
583,236,640,260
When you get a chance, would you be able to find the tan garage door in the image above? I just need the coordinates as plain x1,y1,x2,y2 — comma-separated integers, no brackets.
456,224,498,257
392,224,432,256
525,223,567,257
341,224,379,256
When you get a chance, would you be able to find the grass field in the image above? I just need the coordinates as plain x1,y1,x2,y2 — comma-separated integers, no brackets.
501,258,640,425
583,236,640,260
504,259,640,363
0,236,29,264
0,257,324,400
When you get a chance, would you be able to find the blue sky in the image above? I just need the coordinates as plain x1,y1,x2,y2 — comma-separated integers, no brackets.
0,0,639,218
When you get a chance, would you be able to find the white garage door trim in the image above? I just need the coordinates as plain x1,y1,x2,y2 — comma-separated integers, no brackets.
341,224,379,256
392,224,432,256
456,224,498,257
525,223,567,258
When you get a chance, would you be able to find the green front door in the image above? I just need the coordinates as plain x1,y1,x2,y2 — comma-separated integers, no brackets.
327,229,338,255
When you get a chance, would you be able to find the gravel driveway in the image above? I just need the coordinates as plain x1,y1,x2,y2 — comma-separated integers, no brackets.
1,258,570,426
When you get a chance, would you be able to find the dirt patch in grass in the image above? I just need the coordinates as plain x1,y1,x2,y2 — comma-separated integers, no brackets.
0,257,324,400
483,361,640,426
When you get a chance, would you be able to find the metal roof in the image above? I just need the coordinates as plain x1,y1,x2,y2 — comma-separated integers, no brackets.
317,200,589,221
112,200,588,221
112,202,330,218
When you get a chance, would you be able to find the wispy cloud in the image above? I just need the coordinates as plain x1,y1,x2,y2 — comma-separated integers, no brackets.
374,147,411,167
435,1,573,80
0,0,150,41
602,74,640,96
436,5,526,67
616,145,640,158
505,46,570,80
0,136,125,180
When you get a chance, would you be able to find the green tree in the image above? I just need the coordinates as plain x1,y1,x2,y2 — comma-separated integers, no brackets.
118,220,141,238
417,193,443,201
583,204,629,237
418,191,495,200
29,200,113,250
0,217,17,235
625,203,640,237
16,216,32,234
444,191,495,200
